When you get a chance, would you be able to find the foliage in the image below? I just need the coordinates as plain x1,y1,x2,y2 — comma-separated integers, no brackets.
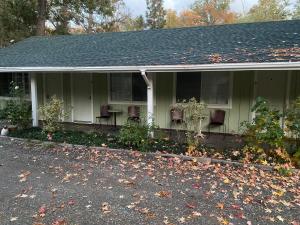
118,120,157,152
293,0,300,19
192,0,237,25
173,98,207,149
146,0,166,29
238,0,290,23
6,82,31,129
285,97,300,166
39,95,67,133
121,15,145,31
242,97,284,148
0,0,37,47
0,107,8,119
241,97,291,165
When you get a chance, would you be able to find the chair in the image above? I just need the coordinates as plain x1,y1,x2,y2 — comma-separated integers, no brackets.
96,105,111,125
128,105,140,122
170,107,184,124
208,109,226,135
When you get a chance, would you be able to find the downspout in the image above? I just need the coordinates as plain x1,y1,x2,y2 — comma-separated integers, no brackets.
141,70,154,137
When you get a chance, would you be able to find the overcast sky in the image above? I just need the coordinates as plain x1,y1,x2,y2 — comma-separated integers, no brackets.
124,0,258,16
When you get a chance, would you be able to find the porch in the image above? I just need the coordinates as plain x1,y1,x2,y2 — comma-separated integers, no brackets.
28,69,300,135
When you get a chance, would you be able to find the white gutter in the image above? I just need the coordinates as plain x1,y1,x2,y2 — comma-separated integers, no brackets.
140,70,151,87
0,62,299,73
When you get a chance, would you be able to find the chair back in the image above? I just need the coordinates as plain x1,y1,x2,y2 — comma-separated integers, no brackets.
128,105,140,118
210,109,225,125
100,105,111,118
170,108,183,122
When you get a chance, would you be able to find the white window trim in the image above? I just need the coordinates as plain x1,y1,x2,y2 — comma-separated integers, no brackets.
107,73,156,105
173,71,233,109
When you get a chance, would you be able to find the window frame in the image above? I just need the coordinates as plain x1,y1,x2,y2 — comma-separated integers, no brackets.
173,72,233,109
107,73,156,105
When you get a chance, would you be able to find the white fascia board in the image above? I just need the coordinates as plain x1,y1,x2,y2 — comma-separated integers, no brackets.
0,62,299,73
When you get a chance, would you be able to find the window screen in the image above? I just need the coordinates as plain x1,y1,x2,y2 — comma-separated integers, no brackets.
110,73,147,102
201,72,230,105
176,72,230,106
0,73,29,96
176,72,201,102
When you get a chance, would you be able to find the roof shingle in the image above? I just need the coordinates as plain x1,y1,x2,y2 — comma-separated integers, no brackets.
0,20,299,67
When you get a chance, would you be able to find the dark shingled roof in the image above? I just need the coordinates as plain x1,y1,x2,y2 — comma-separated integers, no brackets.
0,20,300,67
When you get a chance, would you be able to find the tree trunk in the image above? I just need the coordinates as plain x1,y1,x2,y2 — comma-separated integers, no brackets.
37,0,46,36
87,12,93,33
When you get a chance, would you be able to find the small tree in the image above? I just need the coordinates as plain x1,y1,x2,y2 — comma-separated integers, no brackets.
173,98,207,152
6,82,32,129
39,95,66,134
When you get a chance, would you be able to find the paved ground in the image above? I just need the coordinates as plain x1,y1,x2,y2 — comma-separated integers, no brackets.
0,137,299,225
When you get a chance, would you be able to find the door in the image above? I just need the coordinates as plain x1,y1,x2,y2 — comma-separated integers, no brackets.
72,74,92,123
256,71,287,112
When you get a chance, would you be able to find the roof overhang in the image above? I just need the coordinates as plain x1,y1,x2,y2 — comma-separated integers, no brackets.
0,62,299,73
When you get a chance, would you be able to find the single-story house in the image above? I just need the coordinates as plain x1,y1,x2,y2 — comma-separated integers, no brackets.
0,20,299,134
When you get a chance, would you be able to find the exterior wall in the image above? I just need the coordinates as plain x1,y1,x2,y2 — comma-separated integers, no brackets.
1,70,299,134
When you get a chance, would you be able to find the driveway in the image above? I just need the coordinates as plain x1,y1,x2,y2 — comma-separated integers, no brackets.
0,137,299,225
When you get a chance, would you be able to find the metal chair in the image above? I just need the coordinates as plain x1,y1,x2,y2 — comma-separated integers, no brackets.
127,105,140,122
208,109,226,135
96,105,111,125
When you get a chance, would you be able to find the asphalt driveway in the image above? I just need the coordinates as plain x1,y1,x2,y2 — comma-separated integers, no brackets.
0,137,299,225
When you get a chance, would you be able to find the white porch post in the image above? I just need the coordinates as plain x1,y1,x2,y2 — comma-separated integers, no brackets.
30,73,39,127
147,74,154,125
141,70,154,137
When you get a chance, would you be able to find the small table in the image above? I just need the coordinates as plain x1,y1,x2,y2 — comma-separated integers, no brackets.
108,110,122,127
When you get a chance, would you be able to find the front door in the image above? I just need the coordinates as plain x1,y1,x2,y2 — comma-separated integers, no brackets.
72,74,92,123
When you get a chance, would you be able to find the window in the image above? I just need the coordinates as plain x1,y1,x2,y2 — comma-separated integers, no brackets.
110,73,147,102
0,73,29,97
176,72,231,107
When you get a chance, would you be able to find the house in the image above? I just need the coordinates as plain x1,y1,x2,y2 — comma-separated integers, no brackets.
0,20,299,134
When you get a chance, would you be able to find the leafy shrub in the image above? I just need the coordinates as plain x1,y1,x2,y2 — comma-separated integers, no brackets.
6,82,31,129
173,98,207,154
39,95,67,133
285,97,300,165
0,107,8,119
241,97,290,164
118,120,156,152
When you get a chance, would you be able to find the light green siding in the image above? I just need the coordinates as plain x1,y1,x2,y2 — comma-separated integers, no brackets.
1,70,300,134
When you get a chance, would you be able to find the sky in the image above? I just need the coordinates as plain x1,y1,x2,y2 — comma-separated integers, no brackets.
124,0,259,17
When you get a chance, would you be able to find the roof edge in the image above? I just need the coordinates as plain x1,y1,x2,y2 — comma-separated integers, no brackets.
0,62,299,73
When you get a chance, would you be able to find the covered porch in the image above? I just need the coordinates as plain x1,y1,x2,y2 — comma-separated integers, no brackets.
28,65,300,135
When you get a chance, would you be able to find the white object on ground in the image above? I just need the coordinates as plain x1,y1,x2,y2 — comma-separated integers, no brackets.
1,126,9,136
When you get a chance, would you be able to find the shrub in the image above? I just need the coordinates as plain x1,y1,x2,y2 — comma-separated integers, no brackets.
39,95,67,134
285,97,300,166
118,120,156,152
241,97,290,164
173,98,207,154
6,82,32,129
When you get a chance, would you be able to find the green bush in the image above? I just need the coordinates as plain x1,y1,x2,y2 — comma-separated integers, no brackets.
6,82,32,129
39,96,67,134
241,97,290,164
118,120,156,152
285,97,300,166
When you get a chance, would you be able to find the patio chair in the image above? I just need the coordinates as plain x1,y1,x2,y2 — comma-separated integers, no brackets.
96,105,111,125
127,105,140,122
208,109,226,136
